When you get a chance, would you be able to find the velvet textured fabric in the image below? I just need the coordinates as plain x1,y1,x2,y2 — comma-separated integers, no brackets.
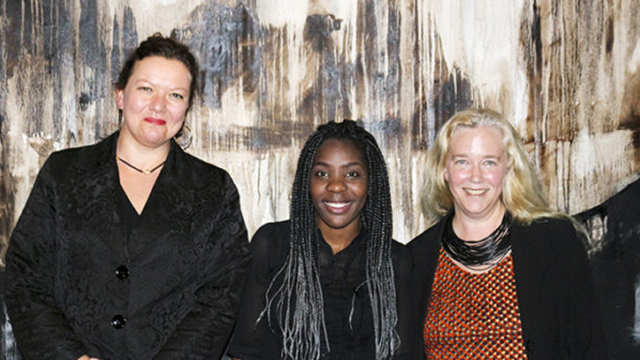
5,132,250,359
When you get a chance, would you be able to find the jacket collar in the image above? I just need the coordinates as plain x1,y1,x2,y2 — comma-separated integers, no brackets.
70,132,195,260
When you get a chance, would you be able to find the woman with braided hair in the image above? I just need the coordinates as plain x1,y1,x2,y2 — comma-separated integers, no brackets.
228,120,414,359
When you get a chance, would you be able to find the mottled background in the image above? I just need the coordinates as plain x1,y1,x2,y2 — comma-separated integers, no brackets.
1,0,639,358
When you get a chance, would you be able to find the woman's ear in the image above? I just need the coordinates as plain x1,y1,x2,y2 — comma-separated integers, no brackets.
116,89,124,110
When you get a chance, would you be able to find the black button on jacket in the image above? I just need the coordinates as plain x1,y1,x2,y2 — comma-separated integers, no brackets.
5,132,250,360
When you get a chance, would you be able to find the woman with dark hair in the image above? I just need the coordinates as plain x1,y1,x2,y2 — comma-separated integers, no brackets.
5,34,250,359
408,108,606,359
228,120,413,360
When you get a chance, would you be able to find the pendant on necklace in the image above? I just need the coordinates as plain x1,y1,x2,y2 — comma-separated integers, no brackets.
117,156,165,174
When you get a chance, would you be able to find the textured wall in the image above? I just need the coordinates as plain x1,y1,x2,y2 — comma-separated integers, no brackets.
2,0,640,358
1,0,639,262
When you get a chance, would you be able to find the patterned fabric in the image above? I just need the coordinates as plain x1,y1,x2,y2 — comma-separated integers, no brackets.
409,216,607,360
5,132,250,360
423,248,527,359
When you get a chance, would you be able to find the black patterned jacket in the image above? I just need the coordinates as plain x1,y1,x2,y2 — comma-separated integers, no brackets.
5,132,250,360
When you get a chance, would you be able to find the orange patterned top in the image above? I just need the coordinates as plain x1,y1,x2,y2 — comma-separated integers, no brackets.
423,248,528,359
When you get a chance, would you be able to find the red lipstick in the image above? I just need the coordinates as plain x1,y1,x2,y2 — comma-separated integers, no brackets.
144,117,166,125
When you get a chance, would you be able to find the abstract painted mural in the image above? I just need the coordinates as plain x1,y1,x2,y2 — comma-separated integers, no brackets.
1,0,639,358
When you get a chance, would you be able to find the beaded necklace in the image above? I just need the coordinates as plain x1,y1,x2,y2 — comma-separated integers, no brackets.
442,211,512,271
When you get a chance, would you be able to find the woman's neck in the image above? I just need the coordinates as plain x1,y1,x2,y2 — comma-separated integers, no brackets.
317,220,361,255
452,205,506,241
117,131,171,168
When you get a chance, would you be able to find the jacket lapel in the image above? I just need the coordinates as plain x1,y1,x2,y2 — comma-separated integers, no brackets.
510,221,549,358
66,132,127,260
126,141,195,260
419,218,445,318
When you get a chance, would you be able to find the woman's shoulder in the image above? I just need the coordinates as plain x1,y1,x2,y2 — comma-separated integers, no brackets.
251,221,291,250
249,220,291,267
407,217,446,249
513,215,587,255
253,220,290,238
515,216,577,240
41,133,117,177
527,215,574,228
390,239,413,276
173,145,232,182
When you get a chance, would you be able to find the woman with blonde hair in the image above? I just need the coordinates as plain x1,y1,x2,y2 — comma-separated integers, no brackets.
409,108,605,359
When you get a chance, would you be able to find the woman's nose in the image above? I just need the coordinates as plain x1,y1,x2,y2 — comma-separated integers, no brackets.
150,95,167,112
470,163,482,181
327,177,347,192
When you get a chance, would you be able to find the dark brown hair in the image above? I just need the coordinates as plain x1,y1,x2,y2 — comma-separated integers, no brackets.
116,33,198,111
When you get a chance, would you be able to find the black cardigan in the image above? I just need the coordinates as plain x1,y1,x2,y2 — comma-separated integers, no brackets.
406,216,607,360
5,132,250,359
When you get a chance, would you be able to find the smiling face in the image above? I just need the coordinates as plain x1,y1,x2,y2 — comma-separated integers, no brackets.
310,138,368,238
444,126,509,223
116,56,191,149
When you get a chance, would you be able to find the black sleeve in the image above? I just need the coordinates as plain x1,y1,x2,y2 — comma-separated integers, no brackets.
5,155,88,359
556,220,607,359
392,240,425,360
227,223,288,360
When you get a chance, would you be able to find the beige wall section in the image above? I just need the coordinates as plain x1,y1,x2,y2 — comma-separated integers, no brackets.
2,0,639,264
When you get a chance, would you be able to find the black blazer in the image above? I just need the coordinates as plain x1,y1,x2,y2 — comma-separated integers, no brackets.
407,216,607,360
5,132,250,360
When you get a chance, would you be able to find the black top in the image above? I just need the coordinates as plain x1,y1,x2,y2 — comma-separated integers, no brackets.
575,177,640,359
228,220,416,360
116,182,140,243
5,132,250,360
407,216,607,360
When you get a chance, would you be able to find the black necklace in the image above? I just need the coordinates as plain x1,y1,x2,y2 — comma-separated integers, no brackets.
442,211,512,269
117,156,165,174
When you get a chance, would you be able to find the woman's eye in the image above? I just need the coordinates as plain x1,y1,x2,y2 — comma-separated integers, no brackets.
170,93,185,100
314,170,328,178
346,171,359,178
139,86,152,92
454,159,467,165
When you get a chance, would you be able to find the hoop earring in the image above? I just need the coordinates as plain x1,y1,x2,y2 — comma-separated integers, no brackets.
175,123,193,150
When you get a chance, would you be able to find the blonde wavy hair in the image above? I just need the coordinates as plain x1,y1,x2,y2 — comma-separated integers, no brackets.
420,108,562,225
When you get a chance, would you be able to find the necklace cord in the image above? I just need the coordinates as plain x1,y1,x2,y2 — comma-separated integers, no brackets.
117,156,165,174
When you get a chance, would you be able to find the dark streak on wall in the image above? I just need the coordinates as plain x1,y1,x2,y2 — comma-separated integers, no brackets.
521,0,544,167
301,13,341,125
605,16,614,55
434,70,473,131
4,0,25,78
182,3,257,110
0,114,10,263
112,6,139,83
409,25,473,151
213,121,315,153
620,70,640,166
